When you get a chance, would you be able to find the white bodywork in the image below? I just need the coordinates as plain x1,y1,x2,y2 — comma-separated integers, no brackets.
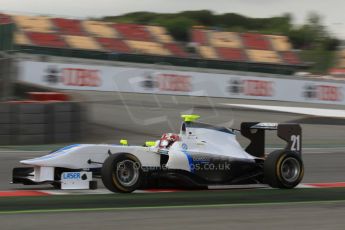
61,172,93,189
19,123,256,185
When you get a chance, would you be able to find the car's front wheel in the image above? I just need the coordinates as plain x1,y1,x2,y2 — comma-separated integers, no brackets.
101,153,143,193
264,150,304,189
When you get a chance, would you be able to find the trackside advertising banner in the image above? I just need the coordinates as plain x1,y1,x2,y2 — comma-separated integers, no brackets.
19,61,345,105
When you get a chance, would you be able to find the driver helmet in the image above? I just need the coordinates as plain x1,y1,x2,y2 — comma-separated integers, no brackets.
159,133,180,149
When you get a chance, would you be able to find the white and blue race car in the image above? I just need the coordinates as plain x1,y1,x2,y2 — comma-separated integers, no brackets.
12,115,304,193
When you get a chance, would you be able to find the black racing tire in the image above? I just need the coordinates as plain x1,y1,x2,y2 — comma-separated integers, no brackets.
264,150,304,189
101,153,143,193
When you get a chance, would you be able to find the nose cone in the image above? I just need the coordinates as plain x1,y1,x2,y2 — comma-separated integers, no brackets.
19,144,85,167
20,157,52,165
20,159,31,165
21,158,45,164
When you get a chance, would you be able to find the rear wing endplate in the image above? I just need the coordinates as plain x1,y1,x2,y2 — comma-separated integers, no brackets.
241,122,302,158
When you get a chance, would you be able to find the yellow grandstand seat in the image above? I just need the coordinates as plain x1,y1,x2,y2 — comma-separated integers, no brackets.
246,50,282,64
146,26,173,43
267,35,291,51
337,60,345,68
336,50,345,68
209,32,242,48
338,50,345,58
197,46,218,59
82,21,118,38
14,32,31,45
12,15,53,33
63,35,102,50
126,40,171,56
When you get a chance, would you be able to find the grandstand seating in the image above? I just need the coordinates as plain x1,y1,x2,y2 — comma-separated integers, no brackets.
145,26,187,57
7,13,303,68
126,40,170,56
216,47,246,61
337,60,345,68
241,33,271,50
163,43,188,57
82,21,118,38
14,32,31,45
280,51,301,65
210,32,242,48
267,35,291,51
191,29,208,45
246,50,281,64
12,15,53,33
197,46,218,59
96,37,131,53
146,26,173,43
0,13,11,24
52,18,85,35
26,32,67,48
191,29,300,65
336,50,345,68
63,35,102,50
113,23,152,41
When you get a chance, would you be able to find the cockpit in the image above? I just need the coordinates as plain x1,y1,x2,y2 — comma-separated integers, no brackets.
158,133,180,149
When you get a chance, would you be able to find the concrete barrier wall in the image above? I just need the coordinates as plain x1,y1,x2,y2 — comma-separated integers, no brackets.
0,102,84,145
18,60,345,106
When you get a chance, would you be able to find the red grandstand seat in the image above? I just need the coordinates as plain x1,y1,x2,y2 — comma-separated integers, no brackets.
163,43,188,57
52,18,85,35
26,32,67,48
96,37,131,53
0,14,11,24
216,47,247,61
191,29,207,45
113,23,152,41
241,33,271,50
280,51,301,65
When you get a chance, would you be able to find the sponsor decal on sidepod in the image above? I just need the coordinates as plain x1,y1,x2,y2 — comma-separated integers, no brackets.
62,172,88,180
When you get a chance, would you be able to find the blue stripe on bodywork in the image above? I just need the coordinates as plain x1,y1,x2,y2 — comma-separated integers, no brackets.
181,150,194,173
51,144,81,154
33,144,82,161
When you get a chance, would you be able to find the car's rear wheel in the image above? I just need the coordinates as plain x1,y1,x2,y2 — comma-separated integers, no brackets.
264,150,304,189
101,153,143,193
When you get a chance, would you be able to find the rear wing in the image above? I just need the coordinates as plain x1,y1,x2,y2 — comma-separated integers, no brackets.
241,122,302,158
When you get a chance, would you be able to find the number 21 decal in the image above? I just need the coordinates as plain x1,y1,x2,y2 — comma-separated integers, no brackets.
290,135,301,151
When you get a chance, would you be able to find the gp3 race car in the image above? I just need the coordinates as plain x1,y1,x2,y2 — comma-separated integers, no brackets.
12,115,304,193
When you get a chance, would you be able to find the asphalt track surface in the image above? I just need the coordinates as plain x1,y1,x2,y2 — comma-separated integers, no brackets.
1,191,345,230
2,202,345,230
